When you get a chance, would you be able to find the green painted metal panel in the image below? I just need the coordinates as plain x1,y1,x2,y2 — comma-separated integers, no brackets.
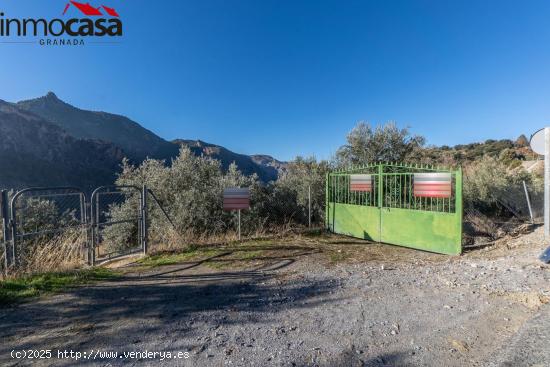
326,163,463,255
380,208,461,255
328,203,380,241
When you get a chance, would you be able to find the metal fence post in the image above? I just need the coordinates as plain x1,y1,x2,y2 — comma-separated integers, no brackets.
90,208,95,266
90,195,97,266
1,190,10,271
455,167,463,252
545,127,550,237
308,184,312,228
377,163,383,242
86,200,93,266
237,209,241,240
79,193,88,263
142,185,148,255
9,195,17,268
325,172,329,230
523,180,535,224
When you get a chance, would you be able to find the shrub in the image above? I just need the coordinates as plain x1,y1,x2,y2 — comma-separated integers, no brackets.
335,121,425,166
463,156,543,217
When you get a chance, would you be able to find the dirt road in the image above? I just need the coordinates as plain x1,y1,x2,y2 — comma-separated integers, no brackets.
1,229,549,366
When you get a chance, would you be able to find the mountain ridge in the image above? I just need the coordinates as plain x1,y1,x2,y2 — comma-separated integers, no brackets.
0,99,124,189
0,92,287,189
173,139,286,182
16,92,180,163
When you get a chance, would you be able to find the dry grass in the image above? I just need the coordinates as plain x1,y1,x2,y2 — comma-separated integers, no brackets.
0,228,93,301
147,223,313,255
12,229,88,278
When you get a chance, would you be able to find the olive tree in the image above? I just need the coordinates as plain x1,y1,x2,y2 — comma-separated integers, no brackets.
336,121,425,166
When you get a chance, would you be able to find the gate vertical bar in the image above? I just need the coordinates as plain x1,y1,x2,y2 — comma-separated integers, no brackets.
377,163,383,242
79,193,87,262
142,185,148,255
86,200,92,265
308,184,311,228
91,194,98,266
332,174,336,231
90,206,95,266
325,172,329,230
455,167,463,253
545,127,550,237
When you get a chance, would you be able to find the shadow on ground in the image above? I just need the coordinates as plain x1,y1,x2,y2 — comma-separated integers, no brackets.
0,247,343,362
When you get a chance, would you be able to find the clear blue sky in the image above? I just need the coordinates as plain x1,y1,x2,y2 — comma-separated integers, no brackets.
1,0,550,161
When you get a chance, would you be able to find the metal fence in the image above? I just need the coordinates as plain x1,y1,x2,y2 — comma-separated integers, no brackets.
497,180,544,223
8,187,88,269
90,185,146,265
327,164,457,212
0,185,155,274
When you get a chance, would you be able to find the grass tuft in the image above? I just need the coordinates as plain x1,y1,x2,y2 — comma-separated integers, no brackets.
0,267,118,306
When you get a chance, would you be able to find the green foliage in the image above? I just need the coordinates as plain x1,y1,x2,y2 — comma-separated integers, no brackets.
103,147,331,249
156,148,239,235
274,156,330,224
420,139,520,166
463,156,543,215
464,157,510,208
108,147,260,246
336,122,425,166
101,198,141,253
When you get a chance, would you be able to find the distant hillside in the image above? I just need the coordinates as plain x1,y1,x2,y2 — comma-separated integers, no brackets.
0,92,287,189
417,137,539,168
0,100,124,190
173,140,287,182
16,92,179,163
250,154,288,175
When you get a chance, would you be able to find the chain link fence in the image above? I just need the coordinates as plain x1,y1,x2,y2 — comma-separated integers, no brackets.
499,180,544,223
1,188,89,276
463,179,543,247
0,183,323,277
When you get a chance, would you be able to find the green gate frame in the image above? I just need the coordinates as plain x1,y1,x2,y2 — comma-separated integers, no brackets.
325,163,462,255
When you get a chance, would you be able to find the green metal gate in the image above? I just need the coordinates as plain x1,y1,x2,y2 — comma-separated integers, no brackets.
325,163,462,255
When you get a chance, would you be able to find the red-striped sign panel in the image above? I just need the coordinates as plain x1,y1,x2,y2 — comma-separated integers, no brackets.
349,174,373,192
413,173,452,198
223,188,250,210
